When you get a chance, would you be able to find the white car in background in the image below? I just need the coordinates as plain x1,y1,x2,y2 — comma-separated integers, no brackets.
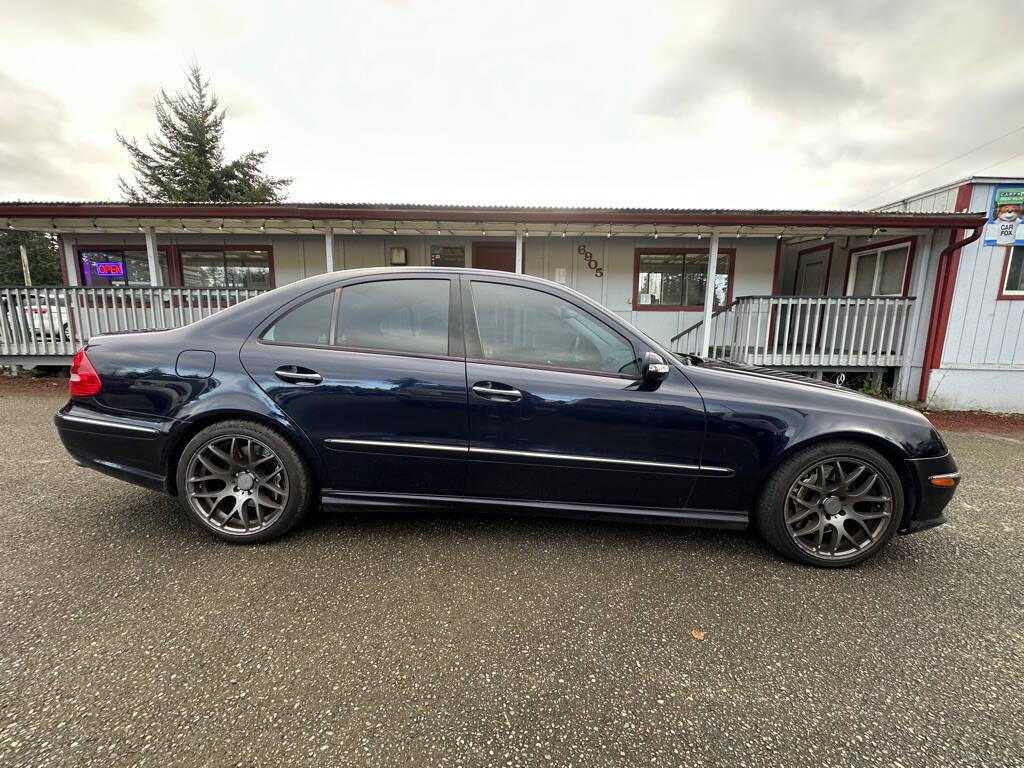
2,292,70,341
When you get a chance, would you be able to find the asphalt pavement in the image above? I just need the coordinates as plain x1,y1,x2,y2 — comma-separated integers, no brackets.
1,391,1021,767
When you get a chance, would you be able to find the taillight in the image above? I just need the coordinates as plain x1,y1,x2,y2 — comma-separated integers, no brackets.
69,347,102,397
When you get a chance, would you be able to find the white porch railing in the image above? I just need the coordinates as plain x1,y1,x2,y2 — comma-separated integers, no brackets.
671,295,916,369
1,286,265,360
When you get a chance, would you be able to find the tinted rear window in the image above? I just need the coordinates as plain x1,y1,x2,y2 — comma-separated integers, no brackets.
262,291,335,345
336,279,449,356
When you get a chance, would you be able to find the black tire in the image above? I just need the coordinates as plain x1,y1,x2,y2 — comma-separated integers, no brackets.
756,440,904,568
175,419,315,543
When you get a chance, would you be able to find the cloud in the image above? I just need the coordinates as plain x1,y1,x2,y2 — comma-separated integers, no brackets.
9,0,155,36
638,2,876,118
0,72,118,199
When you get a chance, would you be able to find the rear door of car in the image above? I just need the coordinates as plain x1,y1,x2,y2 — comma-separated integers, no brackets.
461,275,706,511
240,274,468,498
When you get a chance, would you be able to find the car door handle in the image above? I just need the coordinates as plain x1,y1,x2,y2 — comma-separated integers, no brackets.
275,366,323,385
472,382,522,401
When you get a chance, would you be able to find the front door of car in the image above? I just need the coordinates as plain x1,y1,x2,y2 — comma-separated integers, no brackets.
240,276,468,498
461,276,706,510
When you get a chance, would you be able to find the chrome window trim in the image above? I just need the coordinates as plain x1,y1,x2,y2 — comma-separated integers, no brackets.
324,438,733,475
57,413,160,435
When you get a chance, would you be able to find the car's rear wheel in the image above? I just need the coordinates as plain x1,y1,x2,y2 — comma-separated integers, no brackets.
176,419,314,543
756,441,904,568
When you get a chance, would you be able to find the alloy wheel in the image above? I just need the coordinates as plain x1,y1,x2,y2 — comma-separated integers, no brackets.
184,434,289,535
784,457,894,561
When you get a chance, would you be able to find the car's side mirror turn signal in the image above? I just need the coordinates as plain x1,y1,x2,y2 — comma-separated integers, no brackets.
641,352,670,384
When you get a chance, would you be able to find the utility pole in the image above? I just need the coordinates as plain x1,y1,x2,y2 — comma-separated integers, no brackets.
20,245,32,286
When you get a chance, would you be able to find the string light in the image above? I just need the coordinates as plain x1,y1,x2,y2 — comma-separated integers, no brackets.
181,220,188,231
259,220,266,232
137,222,144,233
561,228,567,238
218,220,224,231
6,219,12,229
392,222,398,235
695,226,702,240
607,223,613,238
524,226,529,237
653,224,659,240
437,222,442,236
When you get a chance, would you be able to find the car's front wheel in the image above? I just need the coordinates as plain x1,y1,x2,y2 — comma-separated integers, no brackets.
176,419,315,543
756,441,904,568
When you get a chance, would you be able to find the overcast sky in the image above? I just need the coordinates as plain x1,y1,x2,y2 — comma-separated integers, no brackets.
1,0,1020,209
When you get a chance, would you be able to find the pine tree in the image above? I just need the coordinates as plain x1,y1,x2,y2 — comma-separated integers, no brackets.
0,232,61,285
117,65,291,202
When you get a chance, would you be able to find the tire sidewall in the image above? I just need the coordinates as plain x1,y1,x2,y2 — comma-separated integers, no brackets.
176,420,313,543
757,441,905,568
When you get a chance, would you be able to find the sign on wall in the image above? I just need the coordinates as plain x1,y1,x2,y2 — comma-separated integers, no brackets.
577,245,603,277
94,261,125,278
984,186,1024,245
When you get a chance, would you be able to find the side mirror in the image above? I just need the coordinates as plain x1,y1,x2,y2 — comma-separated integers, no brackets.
641,351,670,384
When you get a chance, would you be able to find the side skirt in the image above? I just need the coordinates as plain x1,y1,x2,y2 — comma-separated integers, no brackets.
320,491,749,530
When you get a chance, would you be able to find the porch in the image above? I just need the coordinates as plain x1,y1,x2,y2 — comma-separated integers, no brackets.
670,294,915,371
1,286,263,365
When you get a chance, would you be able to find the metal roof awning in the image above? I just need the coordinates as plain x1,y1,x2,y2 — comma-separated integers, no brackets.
0,200,988,237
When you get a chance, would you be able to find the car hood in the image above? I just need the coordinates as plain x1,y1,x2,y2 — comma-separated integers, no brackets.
697,358,867,396
683,356,948,457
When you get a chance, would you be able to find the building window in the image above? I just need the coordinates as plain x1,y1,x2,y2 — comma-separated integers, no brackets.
79,249,170,287
634,249,733,310
846,241,912,296
999,246,1024,299
430,245,465,267
180,249,271,289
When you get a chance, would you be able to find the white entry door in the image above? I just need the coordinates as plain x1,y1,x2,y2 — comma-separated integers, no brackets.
796,250,830,295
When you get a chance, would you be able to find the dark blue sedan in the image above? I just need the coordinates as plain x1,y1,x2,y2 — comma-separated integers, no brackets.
55,268,960,567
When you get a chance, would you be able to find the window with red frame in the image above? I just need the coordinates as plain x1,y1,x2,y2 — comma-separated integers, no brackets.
179,249,271,289
635,250,732,309
79,249,170,287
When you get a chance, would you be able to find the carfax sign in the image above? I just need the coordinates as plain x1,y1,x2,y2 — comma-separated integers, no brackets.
984,185,1024,245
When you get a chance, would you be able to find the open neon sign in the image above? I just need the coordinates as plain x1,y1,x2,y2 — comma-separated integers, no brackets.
94,262,125,278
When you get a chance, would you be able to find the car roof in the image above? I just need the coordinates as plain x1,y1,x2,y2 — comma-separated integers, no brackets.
184,267,610,341
292,266,560,290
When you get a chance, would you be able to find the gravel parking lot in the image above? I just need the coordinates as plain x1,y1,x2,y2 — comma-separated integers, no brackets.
1,388,1022,767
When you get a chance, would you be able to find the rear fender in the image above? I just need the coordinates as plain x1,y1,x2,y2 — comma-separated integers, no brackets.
163,387,326,494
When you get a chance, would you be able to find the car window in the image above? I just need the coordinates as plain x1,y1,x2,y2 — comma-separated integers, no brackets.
262,291,335,345
336,279,449,356
470,281,638,375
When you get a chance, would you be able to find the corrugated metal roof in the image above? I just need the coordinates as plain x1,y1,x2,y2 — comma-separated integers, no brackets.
0,199,987,215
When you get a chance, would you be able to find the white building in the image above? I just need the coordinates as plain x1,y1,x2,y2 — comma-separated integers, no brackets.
1,190,1017,412
877,177,1024,412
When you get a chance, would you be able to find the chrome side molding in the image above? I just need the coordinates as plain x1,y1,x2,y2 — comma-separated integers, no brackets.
56,413,160,435
324,438,733,475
